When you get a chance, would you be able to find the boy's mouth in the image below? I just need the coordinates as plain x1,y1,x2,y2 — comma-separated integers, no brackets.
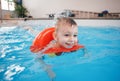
65,42,74,47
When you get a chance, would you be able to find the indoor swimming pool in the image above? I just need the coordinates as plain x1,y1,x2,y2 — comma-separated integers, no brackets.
0,20,120,81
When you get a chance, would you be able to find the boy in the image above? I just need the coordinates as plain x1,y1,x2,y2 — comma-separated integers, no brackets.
30,17,84,56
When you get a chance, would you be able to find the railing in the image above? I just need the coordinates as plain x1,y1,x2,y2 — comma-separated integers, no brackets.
70,10,120,19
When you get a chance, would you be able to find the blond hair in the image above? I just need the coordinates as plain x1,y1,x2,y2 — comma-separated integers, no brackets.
55,17,77,32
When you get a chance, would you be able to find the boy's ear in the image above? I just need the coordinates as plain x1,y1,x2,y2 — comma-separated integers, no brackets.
53,32,57,40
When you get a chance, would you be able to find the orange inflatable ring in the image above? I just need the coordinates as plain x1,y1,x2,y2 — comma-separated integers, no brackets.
30,27,84,54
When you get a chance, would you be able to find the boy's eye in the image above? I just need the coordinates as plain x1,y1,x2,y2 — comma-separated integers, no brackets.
74,34,78,37
64,34,69,37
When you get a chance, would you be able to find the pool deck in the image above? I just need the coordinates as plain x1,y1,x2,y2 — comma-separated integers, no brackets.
0,18,120,27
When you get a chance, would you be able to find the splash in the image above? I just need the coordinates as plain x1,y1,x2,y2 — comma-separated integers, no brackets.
4,64,25,81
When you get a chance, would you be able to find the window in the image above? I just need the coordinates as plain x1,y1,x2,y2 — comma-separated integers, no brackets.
1,0,15,11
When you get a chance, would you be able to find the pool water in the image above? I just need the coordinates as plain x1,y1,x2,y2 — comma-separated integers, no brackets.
0,25,120,81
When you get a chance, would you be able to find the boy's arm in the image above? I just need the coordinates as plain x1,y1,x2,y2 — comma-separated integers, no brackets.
23,26,39,36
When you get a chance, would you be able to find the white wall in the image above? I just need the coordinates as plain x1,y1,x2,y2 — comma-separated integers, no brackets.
23,0,120,18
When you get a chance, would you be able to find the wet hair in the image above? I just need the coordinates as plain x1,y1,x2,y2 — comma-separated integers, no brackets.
56,17,77,26
55,17,77,32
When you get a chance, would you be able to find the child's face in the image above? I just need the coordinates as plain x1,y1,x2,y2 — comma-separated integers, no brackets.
55,25,78,48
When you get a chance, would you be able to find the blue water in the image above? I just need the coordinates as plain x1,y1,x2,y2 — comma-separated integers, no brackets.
0,26,120,81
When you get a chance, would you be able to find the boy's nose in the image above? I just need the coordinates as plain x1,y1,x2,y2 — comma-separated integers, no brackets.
69,36,74,42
